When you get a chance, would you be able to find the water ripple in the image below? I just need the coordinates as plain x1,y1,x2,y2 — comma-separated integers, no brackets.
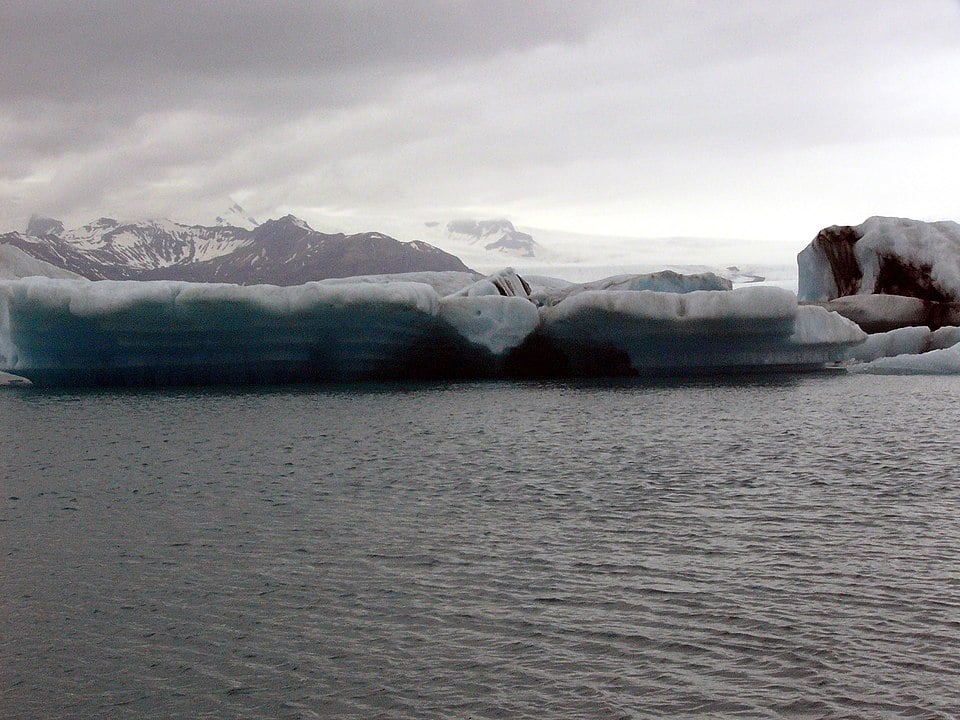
2,375,960,717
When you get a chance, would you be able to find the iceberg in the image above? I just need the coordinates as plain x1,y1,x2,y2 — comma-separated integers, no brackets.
798,216,960,303
808,294,960,334
0,270,866,386
0,243,83,281
531,270,731,306
848,344,960,375
537,286,864,375
0,278,443,385
843,324,960,374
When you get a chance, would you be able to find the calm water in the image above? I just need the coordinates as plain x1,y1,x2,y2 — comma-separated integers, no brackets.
2,374,959,719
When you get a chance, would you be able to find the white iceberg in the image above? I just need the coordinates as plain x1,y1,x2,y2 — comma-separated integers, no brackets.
0,243,84,280
844,324,960,374
848,344,960,374
531,270,731,307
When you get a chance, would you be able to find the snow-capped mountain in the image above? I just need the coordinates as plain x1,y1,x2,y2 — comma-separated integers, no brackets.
1,213,472,285
215,202,260,231
139,216,473,285
4,217,250,279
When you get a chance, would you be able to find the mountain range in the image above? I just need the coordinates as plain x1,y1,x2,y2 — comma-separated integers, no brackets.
1,211,472,285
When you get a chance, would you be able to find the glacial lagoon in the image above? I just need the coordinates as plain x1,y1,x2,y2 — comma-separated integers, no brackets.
2,374,959,718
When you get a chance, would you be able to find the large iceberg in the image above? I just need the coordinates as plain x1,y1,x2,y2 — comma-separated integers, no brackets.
0,279,441,384
529,270,731,306
0,269,865,386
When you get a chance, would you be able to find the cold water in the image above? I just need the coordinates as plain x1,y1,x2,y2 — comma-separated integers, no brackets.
2,374,959,718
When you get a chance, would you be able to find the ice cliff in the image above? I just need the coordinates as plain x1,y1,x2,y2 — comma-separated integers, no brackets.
0,269,865,386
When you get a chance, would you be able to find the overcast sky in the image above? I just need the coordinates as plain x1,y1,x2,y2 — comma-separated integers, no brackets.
2,1,959,261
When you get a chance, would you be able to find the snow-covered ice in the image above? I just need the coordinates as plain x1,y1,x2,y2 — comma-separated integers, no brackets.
531,270,731,306
439,296,540,356
318,271,479,297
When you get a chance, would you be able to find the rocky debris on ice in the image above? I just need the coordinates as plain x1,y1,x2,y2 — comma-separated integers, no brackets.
797,216,960,335
798,216,960,304
448,268,532,298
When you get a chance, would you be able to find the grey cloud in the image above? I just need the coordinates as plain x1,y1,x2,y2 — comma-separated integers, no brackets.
2,1,959,244
0,1,617,101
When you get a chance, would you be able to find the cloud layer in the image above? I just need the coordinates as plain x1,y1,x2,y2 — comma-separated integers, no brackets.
2,1,959,261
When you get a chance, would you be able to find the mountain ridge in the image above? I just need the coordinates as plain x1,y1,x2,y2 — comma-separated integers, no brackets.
1,212,473,285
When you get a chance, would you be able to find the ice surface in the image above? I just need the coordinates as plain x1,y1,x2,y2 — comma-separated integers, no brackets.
438,296,540,356
0,273,866,386
317,271,480,297
812,294,935,334
846,326,932,363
